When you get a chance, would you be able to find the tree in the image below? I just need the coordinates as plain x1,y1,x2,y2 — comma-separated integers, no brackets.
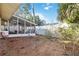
35,16,46,26
58,3,79,24
22,3,34,22
58,3,79,42
23,3,30,15
22,3,46,26
32,4,35,24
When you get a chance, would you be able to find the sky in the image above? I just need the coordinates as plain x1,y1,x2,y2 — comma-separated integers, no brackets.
20,3,59,24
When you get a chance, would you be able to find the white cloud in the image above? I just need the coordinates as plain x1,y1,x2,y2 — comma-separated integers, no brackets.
44,6,52,10
44,7,49,10
30,12,49,23
35,13,47,20
35,13,49,23
44,3,52,10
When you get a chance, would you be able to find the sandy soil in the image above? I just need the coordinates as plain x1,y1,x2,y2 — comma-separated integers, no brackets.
0,36,65,56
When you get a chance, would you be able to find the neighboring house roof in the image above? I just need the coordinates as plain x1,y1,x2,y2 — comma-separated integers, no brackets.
0,3,20,20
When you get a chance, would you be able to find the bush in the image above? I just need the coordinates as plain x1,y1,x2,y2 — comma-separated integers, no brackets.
59,27,77,41
59,24,79,55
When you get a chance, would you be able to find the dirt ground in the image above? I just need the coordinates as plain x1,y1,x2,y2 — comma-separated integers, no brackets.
0,36,65,56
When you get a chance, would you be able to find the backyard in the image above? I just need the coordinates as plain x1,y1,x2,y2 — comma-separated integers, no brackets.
0,36,65,56
1,3,79,56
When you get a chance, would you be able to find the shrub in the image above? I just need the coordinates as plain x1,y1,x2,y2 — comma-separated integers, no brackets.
59,24,79,55
59,27,77,41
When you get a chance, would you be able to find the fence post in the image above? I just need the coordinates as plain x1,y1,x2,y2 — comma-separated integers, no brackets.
24,21,26,34
17,18,19,34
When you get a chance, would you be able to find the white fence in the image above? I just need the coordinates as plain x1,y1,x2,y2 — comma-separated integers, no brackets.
35,25,60,37
0,25,61,38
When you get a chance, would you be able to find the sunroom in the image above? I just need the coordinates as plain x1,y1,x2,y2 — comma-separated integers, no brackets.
0,3,36,38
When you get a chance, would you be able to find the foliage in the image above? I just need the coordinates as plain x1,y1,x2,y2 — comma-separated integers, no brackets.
59,24,79,41
58,4,79,55
58,3,79,41
59,25,79,55
22,3,46,26
23,3,30,15
59,28,75,41
58,3,79,24
35,16,46,26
